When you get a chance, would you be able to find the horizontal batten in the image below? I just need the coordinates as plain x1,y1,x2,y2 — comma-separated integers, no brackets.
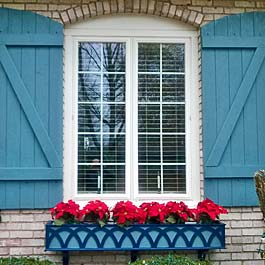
202,37,265,48
0,168,62,180
0,34,63,46
205,166,263,178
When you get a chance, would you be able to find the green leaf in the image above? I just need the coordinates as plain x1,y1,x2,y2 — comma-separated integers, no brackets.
166,215,176,224
98,220,105,227
54,219,65,226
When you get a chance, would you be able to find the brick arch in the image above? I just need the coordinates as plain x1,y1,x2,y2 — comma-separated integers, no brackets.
59,1,204,27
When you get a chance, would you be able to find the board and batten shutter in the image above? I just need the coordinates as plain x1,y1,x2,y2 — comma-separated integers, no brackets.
0,8,63,209
201,12,265,206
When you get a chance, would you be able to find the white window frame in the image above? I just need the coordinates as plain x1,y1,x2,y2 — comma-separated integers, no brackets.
64,15,200,207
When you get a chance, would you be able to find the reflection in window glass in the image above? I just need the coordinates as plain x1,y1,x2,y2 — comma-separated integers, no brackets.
77,42,126,194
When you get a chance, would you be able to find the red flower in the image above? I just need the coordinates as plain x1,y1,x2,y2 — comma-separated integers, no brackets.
79,200,110,226
50,200,80,224
140,202,169,223
195,198,228,223
112,201,140,226
165,201,194,223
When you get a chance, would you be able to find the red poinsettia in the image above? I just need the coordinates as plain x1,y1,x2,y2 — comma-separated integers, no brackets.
50,200,80,225
79,200,110,227
140,202,169,224
112,201,140,226
194,198,228,224
165,201,195,224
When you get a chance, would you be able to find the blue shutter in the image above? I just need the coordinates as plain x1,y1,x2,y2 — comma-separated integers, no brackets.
0,8,63,209
201,12,265,206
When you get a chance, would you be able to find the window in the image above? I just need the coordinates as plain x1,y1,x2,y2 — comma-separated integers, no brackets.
64,15,200,205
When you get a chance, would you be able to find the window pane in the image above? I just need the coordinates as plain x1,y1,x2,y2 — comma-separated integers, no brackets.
79,42,101,72
103,165,125,193
163,165,186,193
102,104,125,133
103,43,126,72
138,43,160,72
138,74,160,102
103,135,125,163
78,165,100,194
138,135,161,163
78,104,101,133
163,135,185,163
78,135,100,163
162,74,185,102
162,43,185,72
162,104,185,133
138,104,160,133
103,74,125,102
78,73,101,102
139,165,161,193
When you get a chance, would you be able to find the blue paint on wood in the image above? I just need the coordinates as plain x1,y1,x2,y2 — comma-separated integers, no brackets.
0,8,63,209
202,37,265,48
0,168,61,180
202,12,265,206
206,48,265,167
0,34,63,46
0,45,61,168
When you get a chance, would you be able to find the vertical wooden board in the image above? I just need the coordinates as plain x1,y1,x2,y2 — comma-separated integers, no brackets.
240,12,254,37
201,22,216,162
49,47,63,158
6,48,21,167
0,63,7,167
217,179,232,206
242,49,258,164
48,181,63,207
214,16,231,165
214,15,228,36
244,83,258,164
0,183,6,208
254,12,265,36
202,49,217,161
204,179,219,201
201,19,215,37
245,179,258,205
34,11,50,168
7,8,23,33
256,59,265,164
215,49,230,165
227,13,241,37
34,48,50,167
36,12,50,34
20,48,36,167
34,181,49,208
20,182,35,208
231,178,246,206
0,8,8,34
22,10,36,33
5,182,20,208
20,13,37,167
228,50,244,165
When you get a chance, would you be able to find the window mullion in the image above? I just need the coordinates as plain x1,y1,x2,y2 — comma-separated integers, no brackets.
160,44,164,194
100,43,103,194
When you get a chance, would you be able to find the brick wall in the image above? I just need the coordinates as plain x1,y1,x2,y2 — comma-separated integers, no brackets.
0,208,264,265
0,0,264,25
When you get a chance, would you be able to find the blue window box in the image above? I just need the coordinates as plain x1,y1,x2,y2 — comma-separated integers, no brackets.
45,222,225,264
